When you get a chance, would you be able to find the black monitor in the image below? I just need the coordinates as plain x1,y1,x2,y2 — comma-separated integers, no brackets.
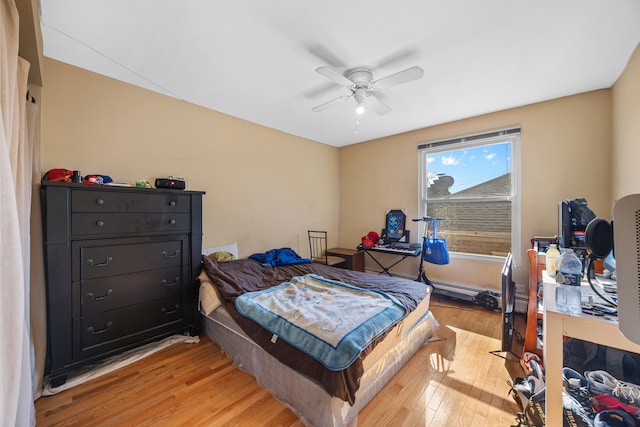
500,253,515,353
558,201,572,248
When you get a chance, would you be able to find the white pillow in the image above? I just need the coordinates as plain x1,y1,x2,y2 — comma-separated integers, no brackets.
197,271,222,315
202,242,239,259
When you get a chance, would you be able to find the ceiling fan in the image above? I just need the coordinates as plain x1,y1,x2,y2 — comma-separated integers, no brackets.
311,65,424,115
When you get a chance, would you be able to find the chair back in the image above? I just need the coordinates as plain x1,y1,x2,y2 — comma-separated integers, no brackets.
308,230,329,263
523,248,547,357
308,230,346,267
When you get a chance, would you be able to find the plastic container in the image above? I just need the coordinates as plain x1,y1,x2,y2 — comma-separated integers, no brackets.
554,249,583,315
545,244,561,277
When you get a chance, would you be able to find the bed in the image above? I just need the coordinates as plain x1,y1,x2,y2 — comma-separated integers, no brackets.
198,245,439,427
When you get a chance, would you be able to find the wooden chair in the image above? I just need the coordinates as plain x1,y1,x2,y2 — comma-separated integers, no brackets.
523,236,559,357
523,248,545,357
308,230,347,267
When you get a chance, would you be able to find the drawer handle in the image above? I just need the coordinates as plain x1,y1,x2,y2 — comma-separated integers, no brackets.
87,321,112,335
162,250,180,259
168,218,176,225
161,277,180,287
96,198,104,205
161,304,179,315
88,289,113,301
96,220,105,227
169,201,176,207
87,256,113,267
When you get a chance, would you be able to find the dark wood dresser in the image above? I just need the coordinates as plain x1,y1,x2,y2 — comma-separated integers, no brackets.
41,182,204,387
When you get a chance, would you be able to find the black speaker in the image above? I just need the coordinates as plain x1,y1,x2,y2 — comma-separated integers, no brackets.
155,177,186,190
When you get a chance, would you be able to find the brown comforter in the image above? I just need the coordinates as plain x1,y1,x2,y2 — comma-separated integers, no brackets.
201,256,428,405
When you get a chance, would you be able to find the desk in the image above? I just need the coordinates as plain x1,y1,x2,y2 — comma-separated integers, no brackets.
542,271,640,426
325,248,364,272
361,246,422,276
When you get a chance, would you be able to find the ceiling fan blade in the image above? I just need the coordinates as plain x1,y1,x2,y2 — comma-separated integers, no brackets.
367,95,391,115
312,95,351,112
316,66,354,87
375,48,418,69
373,66,424,89
306,44,346,68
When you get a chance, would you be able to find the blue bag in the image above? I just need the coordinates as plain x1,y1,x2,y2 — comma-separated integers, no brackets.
422,217,450,265
423,237,450,265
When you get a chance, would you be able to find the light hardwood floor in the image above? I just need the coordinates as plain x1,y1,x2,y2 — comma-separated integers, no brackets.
35,296,525,426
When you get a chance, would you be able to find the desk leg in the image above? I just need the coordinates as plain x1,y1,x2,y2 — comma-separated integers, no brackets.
363,251,410,276
363,250,392,276
543,309,564,426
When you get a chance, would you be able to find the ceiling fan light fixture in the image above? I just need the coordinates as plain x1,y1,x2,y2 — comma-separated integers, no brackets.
312,64,422,116
354,88,366,114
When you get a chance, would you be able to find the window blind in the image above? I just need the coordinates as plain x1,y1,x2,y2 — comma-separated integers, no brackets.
418,127,521,150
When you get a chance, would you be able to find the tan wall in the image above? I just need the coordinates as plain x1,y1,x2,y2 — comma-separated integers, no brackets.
339,90,613,289
612,44,640,202
41,58,341,258
42,45,640,290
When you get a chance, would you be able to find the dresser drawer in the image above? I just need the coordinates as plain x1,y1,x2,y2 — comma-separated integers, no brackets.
73,267,184,316
71,212,190,236
72,190,190,213
74,238,186,280
73,297,184,359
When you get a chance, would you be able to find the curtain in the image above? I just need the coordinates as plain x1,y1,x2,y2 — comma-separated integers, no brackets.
1,0,40,425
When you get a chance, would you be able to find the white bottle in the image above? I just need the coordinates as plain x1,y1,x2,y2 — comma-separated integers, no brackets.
554,249,583,315
545,244,561,277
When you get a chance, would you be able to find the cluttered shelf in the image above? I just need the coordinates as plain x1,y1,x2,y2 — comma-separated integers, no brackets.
542,271,640,425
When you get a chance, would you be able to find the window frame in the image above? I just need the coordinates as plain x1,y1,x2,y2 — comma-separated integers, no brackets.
417,128,521,265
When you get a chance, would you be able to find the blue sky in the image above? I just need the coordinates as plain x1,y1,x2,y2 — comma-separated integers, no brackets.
427,142,511,193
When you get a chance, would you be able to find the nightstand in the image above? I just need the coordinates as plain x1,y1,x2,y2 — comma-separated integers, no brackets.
325,248,364,272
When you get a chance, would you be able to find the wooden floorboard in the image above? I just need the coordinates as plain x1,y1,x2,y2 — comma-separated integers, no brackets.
35,295,526,426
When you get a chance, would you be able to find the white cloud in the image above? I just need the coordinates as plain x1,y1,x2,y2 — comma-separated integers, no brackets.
441,155,459,166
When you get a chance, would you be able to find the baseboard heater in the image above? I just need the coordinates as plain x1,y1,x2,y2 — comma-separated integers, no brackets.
364,268,501,311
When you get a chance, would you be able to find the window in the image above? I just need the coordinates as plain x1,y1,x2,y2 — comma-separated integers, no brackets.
418,128,520,260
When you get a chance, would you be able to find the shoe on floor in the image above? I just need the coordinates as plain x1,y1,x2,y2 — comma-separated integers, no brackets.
529,359,545,383
523,388,546,427
586,370,640,406
564,367,589,392
511,375,545,411
563,391,596,427
592,394,640,415
563,367,594,418
593,409,640,426
521,351,544,375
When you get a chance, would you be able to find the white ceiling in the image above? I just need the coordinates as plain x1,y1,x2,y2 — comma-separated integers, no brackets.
39,1,640,147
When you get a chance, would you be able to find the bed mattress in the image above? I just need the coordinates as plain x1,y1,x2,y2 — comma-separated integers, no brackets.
200,257,431,404
201,301,438,427
199,269,431,372
198,256,439,425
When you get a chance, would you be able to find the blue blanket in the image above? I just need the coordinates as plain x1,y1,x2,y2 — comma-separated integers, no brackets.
235,274,406,370
248,247,311,266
